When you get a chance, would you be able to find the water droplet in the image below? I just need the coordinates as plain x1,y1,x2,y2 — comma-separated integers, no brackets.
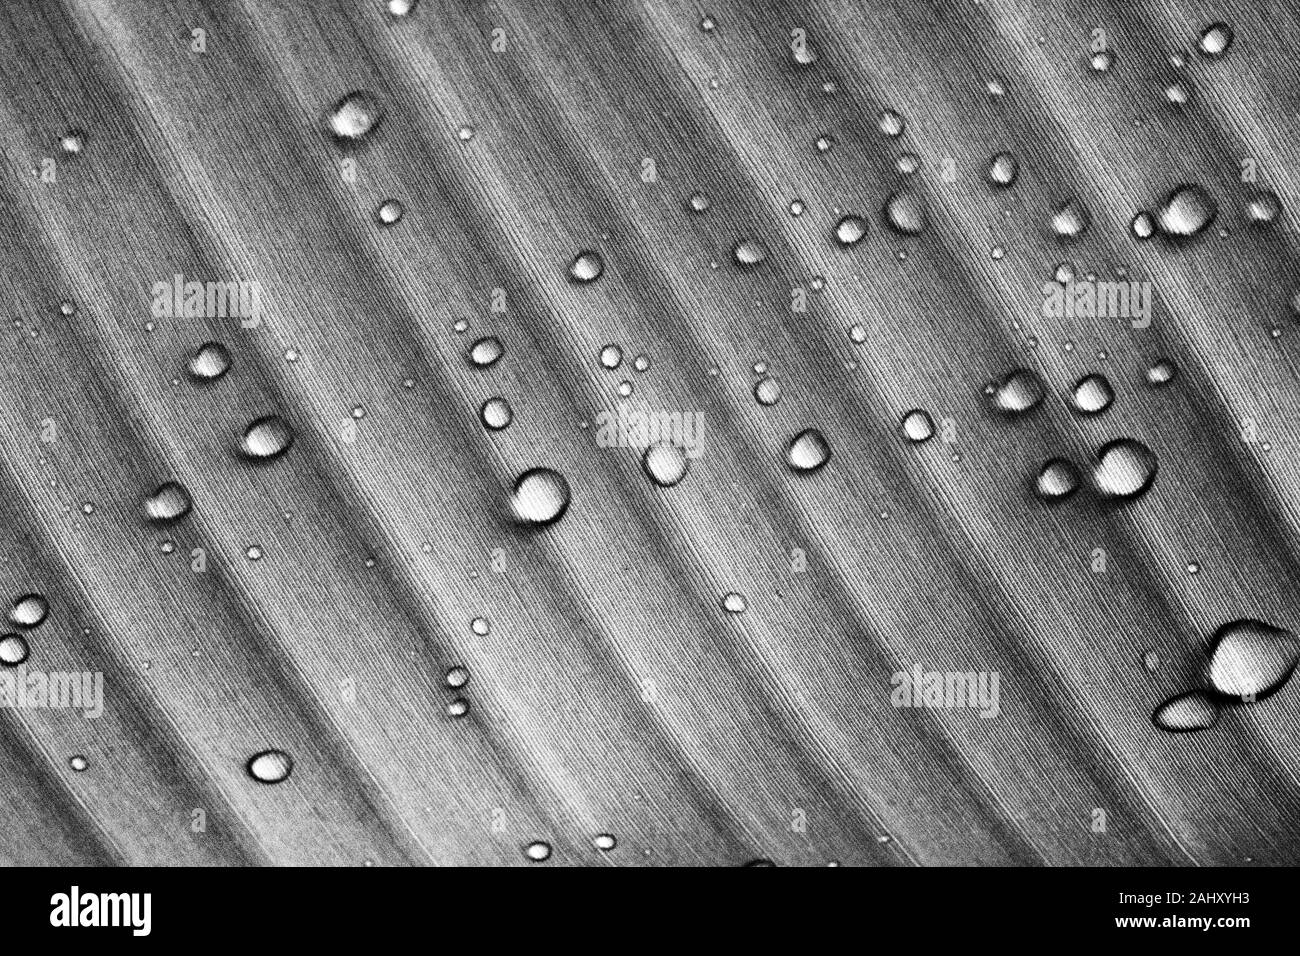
987,152,1019,187
1035,458,1081,500
1145,359,1177,385
60,129,86,154
754,377,782,406
834,215,868,247
877,109,905,138
1152,690,1218,733
1207,619,1299,701
0,634,29,666
510,468,571,526
721,591,747,614
593,833,617,851
986,368,1045,414
1071,373,1114,414
688,191,711,214
187,342,232,381
377,199,404,225
247,749,293,783
643,442,689,487
9,594,48,629
469,336,504,367
1090,50,1115,72
1157,184,1217,238
1049,197,1090,238
568,250,604,283
884,191,926,235
446,666,469,688
900,409,934,443
525,840,552,862
327,91,384,140
1245,190,1282,225
1092,438,1158,500
480,397,513,431
1130,211,1155,239
1197,22,1234,58
732,238,768,267
69,755,89,772
145,482,193,522
240,415,294,460
785,429,831,472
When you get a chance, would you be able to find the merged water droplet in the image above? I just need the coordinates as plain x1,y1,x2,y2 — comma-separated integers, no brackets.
145,482,193,523
0,634,29,666
9,594,48,629
480,397,513,431
732,238,769,267
1197,22,1234,58
785,428,831,472
643,442,689,487
187,342,232,381
834,215,868,246
883,191,926,235
247,749,293,783
1049,197,1090,238
327,91,384,140
1071,373,1114,415
1206,619,1298,701
510,468,571,526
1035,459,1081,500
568,250,604,283
900,409,935,443
240,415,294,460
986,368,1045,414
987,152,1018,187
1152,690,1218,733
469,336,504,367
1157,184,1217,238
1092,438,1158,500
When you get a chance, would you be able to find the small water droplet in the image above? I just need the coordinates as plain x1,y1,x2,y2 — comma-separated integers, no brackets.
877,109,905,138
633,355,650,372
145,481,193,522
1152,690,1218,733
643,442,689,487
1071,373,1114,414
469,336,504,367
1092,438,1158,500
1049,197,1090,238
1130,211,1155,239
1186,561,1201,575
1245,190,1282,225
789,199,805,216
60,129,86,154
1157,184,1217,238
510,468,571,526
896,153,919,175
387,0,417,16
1165,82,1190,105
247,749,293,783
1143,650,1161,673
785,428,831,471
0,633,30,666
688,191,711,214
377,199,404,225
900,409,935,443
848,323,867,343
593,833,617,851
884,191,927,235
1207,619,1299,701
986,368,1045,414
480,397,513,431
834,215,868,246
471,617,490,636
328,91,384,140
456,124,475,142
246,545,264,561
1197,22,1234,58
69,755,89,772
721,591,747,614
985,75,1007,96
1035,458,1081,500
9,594,48,629
446,666,469,688
815,134,835,153
446,698,469,718
987,152,1019,187
187,342,232,381
240,415,294,460
732,238,768,267
568,250,604,283
1145,359,1177,385
1090,50,1115,72
525,840,552,862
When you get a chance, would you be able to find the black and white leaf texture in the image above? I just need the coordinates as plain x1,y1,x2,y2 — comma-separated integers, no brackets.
0,0,1297,866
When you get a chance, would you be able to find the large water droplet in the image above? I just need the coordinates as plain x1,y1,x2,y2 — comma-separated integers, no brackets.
900,409,934,443
643,442,689,487
1071,373,1114,414
469,336,504,367
328,91,384,140
1206,619,1299,701
1197,22,1234,58
1092,438,1158,500
1035,459,1081,500
247,749,293,783
785,429,831,472
884,191,926,235
1152,690,1218,732
240,416,294,460
834,215,868,246
145,482,193,522
986,369,1045,414
1049,197,1090,238
0,634,29,666
9,594,48,629
987,152,1019,187
511,468,570,526
1157,184,1217,238
187,342,232,381
733,238,768,267
568,250,604,283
